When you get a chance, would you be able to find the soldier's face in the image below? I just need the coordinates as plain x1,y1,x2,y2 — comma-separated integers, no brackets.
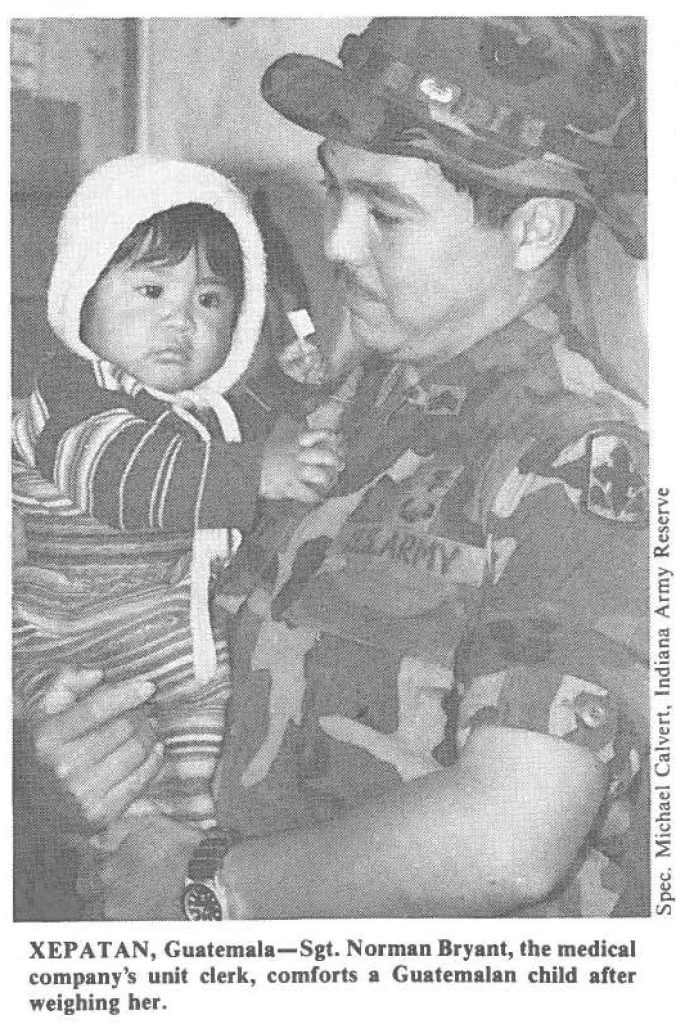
319,142,516,365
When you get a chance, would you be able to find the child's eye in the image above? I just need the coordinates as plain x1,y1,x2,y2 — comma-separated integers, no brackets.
137,284,163,299
198,291,222,310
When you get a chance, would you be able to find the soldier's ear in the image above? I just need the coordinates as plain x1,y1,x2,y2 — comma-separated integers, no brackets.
509,197,576,271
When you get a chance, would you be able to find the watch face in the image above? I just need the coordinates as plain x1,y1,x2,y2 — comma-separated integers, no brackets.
182,882,223,921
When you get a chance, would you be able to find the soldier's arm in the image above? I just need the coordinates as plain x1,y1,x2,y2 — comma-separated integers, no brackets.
215,727,606,918
98,718,606,920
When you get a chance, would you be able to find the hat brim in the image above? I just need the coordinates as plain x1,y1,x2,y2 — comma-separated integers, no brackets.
262,53,397,152
262,53,646,259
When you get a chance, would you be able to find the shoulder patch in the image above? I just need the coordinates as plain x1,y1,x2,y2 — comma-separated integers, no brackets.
584,433,648,526
518,428,648,527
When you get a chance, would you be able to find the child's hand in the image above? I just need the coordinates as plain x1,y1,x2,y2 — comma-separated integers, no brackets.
260,417,345,503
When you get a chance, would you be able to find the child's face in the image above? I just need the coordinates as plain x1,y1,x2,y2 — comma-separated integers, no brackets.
81,238,238,392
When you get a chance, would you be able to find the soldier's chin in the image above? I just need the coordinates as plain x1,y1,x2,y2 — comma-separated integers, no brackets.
348,308,404,356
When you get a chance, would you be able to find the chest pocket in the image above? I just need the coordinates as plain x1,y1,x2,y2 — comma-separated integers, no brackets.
322,460,489,618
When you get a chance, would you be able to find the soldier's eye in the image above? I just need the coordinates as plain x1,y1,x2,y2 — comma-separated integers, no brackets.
371,206,403,228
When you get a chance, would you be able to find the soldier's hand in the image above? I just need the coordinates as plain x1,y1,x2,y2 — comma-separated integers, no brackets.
28,667,163,833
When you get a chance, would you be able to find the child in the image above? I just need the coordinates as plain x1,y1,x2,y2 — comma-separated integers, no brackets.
13,155,342,845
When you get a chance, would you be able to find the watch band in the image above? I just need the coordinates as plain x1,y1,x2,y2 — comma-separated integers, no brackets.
182,826,242,921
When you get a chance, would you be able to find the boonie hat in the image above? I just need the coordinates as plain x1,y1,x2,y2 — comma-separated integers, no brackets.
261,17,646,258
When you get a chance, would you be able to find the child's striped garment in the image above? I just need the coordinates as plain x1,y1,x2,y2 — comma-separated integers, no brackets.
13,457,232,825
11,335,271,828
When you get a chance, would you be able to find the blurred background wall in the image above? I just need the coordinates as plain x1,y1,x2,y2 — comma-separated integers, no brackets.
10,16,647,399
10,18,136,395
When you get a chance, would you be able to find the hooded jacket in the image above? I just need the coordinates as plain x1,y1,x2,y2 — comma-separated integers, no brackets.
13,155,269,689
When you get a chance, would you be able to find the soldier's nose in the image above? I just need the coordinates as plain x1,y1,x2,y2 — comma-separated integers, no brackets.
324,197,369,266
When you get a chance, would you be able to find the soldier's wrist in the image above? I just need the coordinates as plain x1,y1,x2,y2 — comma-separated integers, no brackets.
182,826,248,921
214,851,248,920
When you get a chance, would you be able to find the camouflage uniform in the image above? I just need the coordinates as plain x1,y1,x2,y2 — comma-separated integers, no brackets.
216,297,649,917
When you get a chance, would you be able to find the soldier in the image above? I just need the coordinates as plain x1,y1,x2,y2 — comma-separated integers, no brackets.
28,17,649,919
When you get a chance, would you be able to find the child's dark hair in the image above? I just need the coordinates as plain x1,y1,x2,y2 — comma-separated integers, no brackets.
114,202,244,301
84,201,245,317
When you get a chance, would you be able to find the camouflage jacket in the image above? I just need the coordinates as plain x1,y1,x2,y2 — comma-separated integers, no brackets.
216,299,649,917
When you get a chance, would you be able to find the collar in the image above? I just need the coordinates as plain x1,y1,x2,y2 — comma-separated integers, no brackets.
91,357,241,443
420,299,563,389
92,357,146,398
370,298,564,422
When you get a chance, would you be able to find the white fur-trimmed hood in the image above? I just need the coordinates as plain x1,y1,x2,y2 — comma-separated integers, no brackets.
47,154,267,398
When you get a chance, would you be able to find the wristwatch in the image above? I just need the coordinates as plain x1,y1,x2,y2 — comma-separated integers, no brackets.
182,826,242,921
